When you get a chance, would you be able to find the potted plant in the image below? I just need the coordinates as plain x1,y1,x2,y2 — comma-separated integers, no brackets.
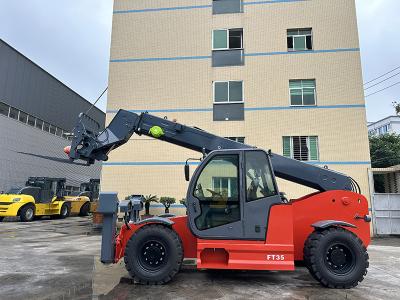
143,194,159,217
159,196,176,214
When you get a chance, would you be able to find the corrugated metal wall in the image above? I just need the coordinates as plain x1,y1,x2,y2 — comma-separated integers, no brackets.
0,115,102,192
0,39,105,131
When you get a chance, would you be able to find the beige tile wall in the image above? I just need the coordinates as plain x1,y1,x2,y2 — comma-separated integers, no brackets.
105,0,370,211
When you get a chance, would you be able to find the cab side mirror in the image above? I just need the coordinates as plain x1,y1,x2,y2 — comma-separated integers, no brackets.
184,164,190,182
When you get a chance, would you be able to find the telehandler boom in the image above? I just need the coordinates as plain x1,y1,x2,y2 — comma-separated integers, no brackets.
65,110,371,288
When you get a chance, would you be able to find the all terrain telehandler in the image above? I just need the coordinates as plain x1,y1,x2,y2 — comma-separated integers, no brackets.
65,110,371,288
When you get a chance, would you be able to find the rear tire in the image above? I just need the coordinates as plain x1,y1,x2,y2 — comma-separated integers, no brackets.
124,224,183,284
20,204,35,222
303,227,369,288
79,202,90,216
59,203,70,219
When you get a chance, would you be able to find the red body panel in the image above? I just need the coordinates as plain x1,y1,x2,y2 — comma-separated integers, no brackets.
114,190,370,271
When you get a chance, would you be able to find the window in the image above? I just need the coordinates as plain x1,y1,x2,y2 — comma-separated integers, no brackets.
226,137,245,143
27,115,35,127
9,107,18,120
49,125,56,135
287,28,312,51
213,29,243,50
194,154,240,230
212,177,237,197
56,127,63,137
213,0,243,14
35,119,43,130
289,80,316,106
214,81,243,103
245,151,277,201
283,136,319,161
0,102,9,116
43,122,50,132
18,111,28,124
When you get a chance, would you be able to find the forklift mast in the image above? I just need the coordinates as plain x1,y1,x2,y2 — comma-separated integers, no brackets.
67,110,358,193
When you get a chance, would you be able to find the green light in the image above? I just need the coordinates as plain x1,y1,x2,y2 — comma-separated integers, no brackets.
149,126,164,138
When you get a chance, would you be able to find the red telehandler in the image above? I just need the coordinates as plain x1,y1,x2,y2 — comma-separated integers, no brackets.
65,110,371,288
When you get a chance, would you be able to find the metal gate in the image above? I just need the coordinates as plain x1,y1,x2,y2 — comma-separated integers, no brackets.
372,194,400,235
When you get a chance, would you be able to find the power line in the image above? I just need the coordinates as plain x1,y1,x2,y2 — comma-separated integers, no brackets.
365,81,400,97
364,71,400,90
85,86,108,115
364,66,400,86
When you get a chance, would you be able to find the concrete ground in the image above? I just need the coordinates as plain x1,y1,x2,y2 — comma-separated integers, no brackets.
0,217,399,300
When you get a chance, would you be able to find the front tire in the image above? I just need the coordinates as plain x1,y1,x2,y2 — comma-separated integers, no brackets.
20,204,35,222
79,202,90,216
124,224,183,284
304,227,369,288
59,203,70,219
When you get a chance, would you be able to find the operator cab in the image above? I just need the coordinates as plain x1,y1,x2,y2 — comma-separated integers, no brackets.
25,177,66,203
186,149,282,240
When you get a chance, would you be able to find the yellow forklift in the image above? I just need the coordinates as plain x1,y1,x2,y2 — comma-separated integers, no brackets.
0,177,90,222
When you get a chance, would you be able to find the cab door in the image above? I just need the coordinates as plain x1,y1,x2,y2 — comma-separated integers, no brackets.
186,150,244,239
186,149,282,241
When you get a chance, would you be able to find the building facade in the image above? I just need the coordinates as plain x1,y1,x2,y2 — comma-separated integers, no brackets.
104,0,370,215
0,39,105,192
368,116,400,136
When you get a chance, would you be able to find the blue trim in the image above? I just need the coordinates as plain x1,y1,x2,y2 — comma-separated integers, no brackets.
110,55,211,63
151,204,186,208
244,0,307,4
114,5,211,14
110,48,359,63
103,161,370,166
113,0,307,14
106,104,365,114
245,48,360,57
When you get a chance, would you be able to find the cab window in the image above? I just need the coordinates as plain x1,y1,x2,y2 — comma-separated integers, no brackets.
245,151,277,201
193,154,240,230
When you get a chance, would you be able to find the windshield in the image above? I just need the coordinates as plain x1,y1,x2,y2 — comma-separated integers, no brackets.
6,187,22,194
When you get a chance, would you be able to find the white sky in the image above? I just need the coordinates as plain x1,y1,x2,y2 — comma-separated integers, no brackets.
0,0,399,122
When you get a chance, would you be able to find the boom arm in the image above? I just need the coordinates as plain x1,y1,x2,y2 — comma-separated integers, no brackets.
67,109,355,192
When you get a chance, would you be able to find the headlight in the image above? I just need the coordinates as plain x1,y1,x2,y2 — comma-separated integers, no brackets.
12,198,21,203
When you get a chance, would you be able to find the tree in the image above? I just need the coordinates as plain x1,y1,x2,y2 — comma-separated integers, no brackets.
159,196,176,213
369,133,400,168
143,194,158,216
179,198,187,207
393,101,400,115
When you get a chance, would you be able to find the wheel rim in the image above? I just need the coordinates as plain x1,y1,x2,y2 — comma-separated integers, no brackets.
26,208,34,220
138,240,168,272
62,206,67,216
325,242,356,275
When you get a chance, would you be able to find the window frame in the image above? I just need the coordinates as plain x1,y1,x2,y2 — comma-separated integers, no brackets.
212,28,244,51
213,80,244,104
289,79,317,107
287,28,313,52
283,136,319,162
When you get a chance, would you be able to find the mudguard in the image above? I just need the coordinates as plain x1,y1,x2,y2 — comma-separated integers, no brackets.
312,220,357,229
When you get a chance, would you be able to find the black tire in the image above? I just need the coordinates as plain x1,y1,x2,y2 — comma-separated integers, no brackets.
303,227,369,288
0,216,4,222
59,203,70,219
20,204,35,222
124,224,183,284
79,202,90,216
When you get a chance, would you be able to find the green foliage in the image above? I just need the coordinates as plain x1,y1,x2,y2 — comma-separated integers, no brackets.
144,194,159,204
393,101,400,115
179,198,187,207
143,194,158,215
369,133,400,168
